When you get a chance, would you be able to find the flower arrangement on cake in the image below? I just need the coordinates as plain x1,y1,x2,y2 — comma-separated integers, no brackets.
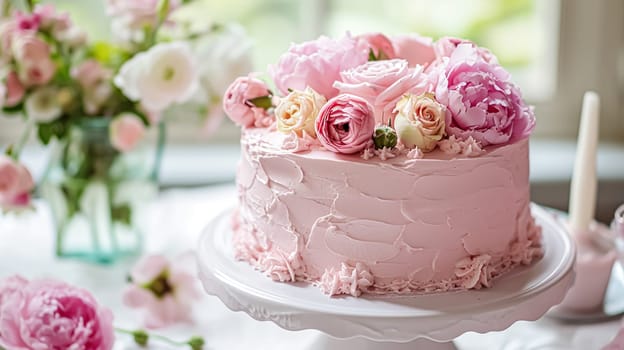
223,32,535,158
0,0,252,262
224,32,542,297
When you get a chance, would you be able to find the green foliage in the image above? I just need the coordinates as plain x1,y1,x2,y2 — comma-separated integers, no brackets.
111,204,132,225
132,330,149,347
37,120,68,145
247,96,272,109
187,337,205,350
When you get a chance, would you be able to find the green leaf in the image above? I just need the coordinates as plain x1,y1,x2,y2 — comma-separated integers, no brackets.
368,48,378,61
2,103,24,114
37,120,68,145
247,96,272,109
111,204,132,226
132,330,149,347
187,337,205,350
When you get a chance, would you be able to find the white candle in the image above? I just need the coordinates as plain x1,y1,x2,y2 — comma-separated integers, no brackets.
569,91,600,233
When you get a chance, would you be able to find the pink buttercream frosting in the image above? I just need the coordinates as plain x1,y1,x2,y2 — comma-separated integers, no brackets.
232,128,542,296
317,262,374,297
438,135,485,157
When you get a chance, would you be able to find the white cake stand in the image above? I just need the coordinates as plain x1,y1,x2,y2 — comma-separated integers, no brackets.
197,204,575,350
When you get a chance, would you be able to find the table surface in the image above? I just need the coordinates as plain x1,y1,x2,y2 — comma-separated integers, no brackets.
0,185,620,350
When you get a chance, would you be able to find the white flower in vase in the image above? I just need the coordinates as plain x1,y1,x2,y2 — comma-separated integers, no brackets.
114,42,199,112
24,87,62,122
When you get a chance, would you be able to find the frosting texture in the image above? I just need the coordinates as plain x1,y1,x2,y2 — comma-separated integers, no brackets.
233,128,542,296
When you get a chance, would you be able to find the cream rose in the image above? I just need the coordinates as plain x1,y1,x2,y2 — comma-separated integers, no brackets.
275,87,327,137
394,93,445,151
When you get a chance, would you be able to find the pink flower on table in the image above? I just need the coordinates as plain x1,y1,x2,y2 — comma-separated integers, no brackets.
434,43,535,146
434,37,497,64
269,35,369,99
123,253,201,329
109,113,146,152
334,59,433,124
223,75,273,128
356,32,396,60
11,34,56,86
391,34,436,67
315,94,376,154
0,155,34,210
0,275,114,350
4,71,25,107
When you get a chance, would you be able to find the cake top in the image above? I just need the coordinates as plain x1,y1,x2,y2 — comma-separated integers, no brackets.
223,33,535,160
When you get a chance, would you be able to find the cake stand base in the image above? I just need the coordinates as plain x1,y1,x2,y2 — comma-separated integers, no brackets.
312,335,456,350
197,204,575,346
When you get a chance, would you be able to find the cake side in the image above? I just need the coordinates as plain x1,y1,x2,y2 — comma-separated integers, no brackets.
232,128,543,296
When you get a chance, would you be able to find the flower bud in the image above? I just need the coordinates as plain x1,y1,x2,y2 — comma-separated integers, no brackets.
373,124,397,149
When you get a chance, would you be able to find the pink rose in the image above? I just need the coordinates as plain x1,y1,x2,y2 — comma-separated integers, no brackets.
4,71,25,106
223,75,273,128
391,34,436,67
12,34,56,86
434,36,497,64
356,32,396,60
123,253,201,329
269,35,369,99
109,113,146,152
0,275,114,350
434,44,535,146
315,94,376,154
14,11,41,32
334,59,432,124
0,155,33,209
72,60,109,89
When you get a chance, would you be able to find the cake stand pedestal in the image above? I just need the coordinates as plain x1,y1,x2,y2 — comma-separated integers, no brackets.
197,205,575,349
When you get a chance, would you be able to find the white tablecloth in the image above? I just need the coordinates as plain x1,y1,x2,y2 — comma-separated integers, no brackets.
0,185,620,350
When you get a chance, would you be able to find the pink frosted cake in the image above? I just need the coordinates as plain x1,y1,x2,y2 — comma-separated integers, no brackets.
222,33,543,297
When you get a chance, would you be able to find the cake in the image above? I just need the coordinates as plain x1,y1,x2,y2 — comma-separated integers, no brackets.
222,33,543,297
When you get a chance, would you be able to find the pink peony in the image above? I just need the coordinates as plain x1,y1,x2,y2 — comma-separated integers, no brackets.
14,11,41,32
391,34,436,67
269,35,369,99
356,32,396,60
4,71,25,106
0,275,114,350
434,43,535,146
315,94,376,154
0,155,34,209
222,75,273,128
334,59,433,124
11,34,56,86
434,36,497,64
109,113,146,152
123,253,201,329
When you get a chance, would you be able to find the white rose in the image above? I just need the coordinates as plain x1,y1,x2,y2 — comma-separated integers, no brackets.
275,87,327,137
394,93,445,152
25,87,62,122
114,42,199,111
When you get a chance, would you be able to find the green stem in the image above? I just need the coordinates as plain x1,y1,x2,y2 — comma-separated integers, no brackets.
152,121,166,181
2,0,11,17
25,0,35,12
114,328,187,346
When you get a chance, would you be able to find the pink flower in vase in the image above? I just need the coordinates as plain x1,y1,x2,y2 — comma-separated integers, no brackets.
0,155,34,210
0,275,115,350
109,113,146,152
4,71,26,107
14,11,41,32
123,253,201,329
11,34,56,86
222,75,273,128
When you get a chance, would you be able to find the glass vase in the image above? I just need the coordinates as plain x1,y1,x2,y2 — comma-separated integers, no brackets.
40,118,164,264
